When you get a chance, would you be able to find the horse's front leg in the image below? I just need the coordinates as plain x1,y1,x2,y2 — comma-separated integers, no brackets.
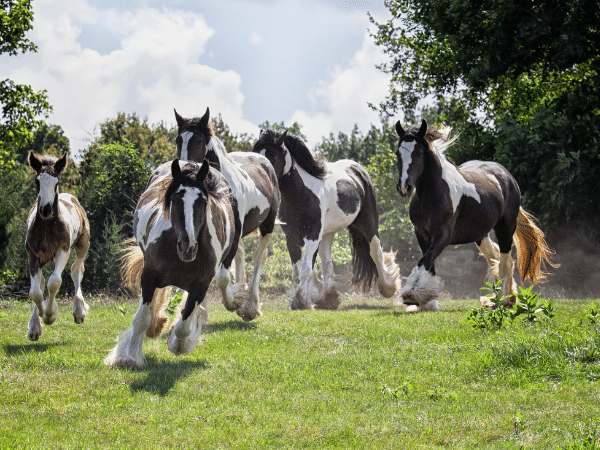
294,238,321,310
42,249,70,326
168,283,209,356
104,272,155,368
401,230,449,312
315,233,342,310
237,233,271,321
216,222,247,312
70,247,89,324
27,256,44,341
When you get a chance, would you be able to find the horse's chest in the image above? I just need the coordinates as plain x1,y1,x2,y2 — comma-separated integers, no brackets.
26,219,71,264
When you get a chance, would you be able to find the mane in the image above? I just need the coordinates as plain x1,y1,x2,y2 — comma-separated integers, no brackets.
258,129,327,180
404,123,457,155
162,164,230,219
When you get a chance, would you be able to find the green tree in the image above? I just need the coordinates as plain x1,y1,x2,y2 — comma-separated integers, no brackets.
91,112,177,165
212,114,255,153
76,142,152,291
371,0,600,228
0,0,52,168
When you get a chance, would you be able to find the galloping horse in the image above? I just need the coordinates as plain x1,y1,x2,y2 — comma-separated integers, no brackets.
394,120,556,312
172,108,279,321
252,129,400,310
25,151,90,341
105,159,236,367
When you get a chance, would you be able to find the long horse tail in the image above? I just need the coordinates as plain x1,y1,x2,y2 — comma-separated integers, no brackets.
348,226,379,293
120,238,170,338
513,208,559,284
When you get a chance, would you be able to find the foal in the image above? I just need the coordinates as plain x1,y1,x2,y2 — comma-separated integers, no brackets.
25,151,90,340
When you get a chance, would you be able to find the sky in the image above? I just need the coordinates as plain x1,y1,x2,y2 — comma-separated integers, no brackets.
0,0,394,155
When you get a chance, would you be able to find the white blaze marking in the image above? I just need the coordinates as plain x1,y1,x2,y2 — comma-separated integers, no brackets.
432,146,481,213
397,141,415,190
37,172,58,208
178,186,201,247
179,131,194,161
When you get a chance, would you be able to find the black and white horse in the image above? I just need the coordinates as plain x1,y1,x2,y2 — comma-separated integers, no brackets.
394,120,556,312
172,108,280,321
252,129,400,309
25,151,90,341
105,159,236,367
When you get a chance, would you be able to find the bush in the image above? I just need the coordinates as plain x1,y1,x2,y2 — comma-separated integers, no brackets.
75,142,152,292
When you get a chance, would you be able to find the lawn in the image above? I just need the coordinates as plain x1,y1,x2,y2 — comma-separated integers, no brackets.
0,292,599,449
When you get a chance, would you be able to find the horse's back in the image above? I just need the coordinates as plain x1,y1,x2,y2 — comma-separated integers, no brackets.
459,160,521,204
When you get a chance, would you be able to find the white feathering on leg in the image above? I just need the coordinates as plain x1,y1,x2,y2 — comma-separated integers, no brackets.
400,266,444,308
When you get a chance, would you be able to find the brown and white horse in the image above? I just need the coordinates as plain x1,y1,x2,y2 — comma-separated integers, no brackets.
25,151,90,340
393,120,557,312
105,159,236,367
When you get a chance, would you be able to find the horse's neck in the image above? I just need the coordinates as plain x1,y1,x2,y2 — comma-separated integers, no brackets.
279,164,316,198
416,149,445,195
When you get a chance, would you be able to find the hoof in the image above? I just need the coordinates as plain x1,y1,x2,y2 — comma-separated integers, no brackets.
401,266,444,306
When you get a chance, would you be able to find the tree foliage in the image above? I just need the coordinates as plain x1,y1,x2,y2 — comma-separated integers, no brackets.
0,0,52,167
371,0,600,229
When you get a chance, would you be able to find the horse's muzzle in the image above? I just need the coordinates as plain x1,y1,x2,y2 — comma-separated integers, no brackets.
38,203,53,219
177,241,198,262
396,183,413,199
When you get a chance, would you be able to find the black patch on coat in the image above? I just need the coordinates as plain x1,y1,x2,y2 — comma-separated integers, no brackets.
336,179,361,215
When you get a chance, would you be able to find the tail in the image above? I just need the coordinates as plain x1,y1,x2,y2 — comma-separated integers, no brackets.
348,226,378,292
120,238,169,338
513,208,559,284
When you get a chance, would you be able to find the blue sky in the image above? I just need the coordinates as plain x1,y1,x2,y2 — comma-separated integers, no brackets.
0,0,393,153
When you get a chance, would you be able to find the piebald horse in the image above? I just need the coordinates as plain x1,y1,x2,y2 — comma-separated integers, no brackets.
394,120,557,312
105,159,236,367
172,108,280,321
25,151,90,341
252,129,400,310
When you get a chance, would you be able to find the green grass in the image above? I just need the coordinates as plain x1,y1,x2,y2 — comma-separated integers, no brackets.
0,294,599,449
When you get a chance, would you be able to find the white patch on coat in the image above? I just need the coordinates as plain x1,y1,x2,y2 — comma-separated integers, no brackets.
207,137,271,224
396,140,415,190
282,145,293,175
179,131,194,161
432,146,481,213
37,172,59,208
486,173,502,191
59,194,83,246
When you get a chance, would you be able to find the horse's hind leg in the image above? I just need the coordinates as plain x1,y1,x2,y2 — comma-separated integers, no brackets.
494,221,518,306
237,232,271,321
476,235,501,307
71,244,89,324
368,235,400,298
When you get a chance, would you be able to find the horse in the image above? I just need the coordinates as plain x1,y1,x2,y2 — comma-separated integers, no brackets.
393,119,557,312
25,151,90,341
252,129,400,310
104,159,236,368
172,108,280,321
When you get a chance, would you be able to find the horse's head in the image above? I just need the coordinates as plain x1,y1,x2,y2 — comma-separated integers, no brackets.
253,129,291,180
28,151,68,219
394,119,428,198
165,159,211,262
174,107,213,162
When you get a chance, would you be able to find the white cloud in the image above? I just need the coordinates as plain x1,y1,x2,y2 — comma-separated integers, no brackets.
289,31,390,149
0,0,257,153
250,32,262,46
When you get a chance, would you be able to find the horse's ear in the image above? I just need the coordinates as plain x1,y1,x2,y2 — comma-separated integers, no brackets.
199,107,210,129
171,159,181,179
418,119,428,138
259,129,264,138
54,152,68,175
28,150,43,173
174,109,184,128
395,121,405,139
275,130,287,147
197,159,209,184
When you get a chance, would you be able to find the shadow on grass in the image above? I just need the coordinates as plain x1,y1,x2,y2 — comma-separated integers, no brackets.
129,355,210,396
203,319,257,334
340,303,394,311
4,342,67,356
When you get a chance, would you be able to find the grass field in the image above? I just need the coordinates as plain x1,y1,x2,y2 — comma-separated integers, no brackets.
0,291,599,449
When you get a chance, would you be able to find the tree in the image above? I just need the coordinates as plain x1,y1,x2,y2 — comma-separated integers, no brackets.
0,0,52,167
91,112,177,165
370,0,600,228
212,114,255,152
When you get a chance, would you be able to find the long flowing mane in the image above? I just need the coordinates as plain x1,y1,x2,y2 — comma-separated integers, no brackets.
161,164,230,219
258,129,327,180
